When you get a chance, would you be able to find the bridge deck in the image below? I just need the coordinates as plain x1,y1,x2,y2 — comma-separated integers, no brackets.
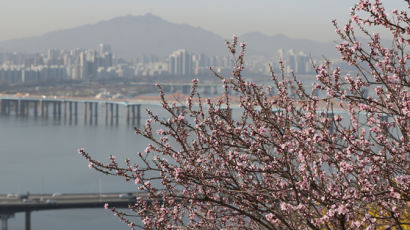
0,192,147,213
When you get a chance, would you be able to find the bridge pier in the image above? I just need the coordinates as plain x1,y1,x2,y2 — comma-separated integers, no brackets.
94,102,98,125
0,100,4,116
43,101,49,119
57,102,62,120
52,102,56,119
104,103,108,125
25,211,31,230
131,105,141,126
115,104,119,125
110,103,114,125
106,103,115,126
18,101,23,117
22,101,26,117
84,102,88,125
5,100,10,116
1,216,7,230
68,102,72,123
3,100,7,116
0,212,31,230
125,104,141,126
89,102,93,125
136,104,141,126
15,100,19,116
63,101,66,122
5,100,11,116
125,105,130,126
131,105,135,125
18,100,22,117
6,100,10,116
25,101,29,117
0,213,14,230
40,101,44,118
33,101,38,118
74,102,78,124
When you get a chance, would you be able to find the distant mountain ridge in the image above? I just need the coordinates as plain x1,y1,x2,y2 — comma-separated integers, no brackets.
239,32,337,58
0,13,338,58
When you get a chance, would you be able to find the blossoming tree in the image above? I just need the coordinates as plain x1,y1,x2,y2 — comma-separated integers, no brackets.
79,0,409,229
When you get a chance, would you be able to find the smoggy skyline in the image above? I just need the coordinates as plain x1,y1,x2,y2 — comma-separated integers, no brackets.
0,0,405,43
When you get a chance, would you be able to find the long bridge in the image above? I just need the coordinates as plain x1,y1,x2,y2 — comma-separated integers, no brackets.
0,93,346,129
0,192,146,230
0,90,242,126
0,83,228,124
0,95,157,126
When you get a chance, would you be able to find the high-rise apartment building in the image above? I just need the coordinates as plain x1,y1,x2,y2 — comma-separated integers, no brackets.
168,49,192,76
98,43,112,57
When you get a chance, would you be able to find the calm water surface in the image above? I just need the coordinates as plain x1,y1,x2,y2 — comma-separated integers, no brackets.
0,104,165,230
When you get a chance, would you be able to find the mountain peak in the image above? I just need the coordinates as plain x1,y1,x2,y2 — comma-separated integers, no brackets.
141,13,165,22
102,13,165,25
241,32,289,40
143,12,155,18
0,15,337,58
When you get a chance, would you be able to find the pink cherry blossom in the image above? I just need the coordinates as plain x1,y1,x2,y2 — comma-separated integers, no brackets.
79,1,409,228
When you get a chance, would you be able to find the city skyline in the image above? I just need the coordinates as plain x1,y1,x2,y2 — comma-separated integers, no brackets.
0,43,324,85
0,0,405,43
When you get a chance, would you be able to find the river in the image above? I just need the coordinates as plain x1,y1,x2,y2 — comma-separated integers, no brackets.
0,104,165,230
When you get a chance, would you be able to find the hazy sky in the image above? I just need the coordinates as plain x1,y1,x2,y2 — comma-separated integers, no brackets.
0,0,405,42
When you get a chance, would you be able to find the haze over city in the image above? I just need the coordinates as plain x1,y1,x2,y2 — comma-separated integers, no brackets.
0,0,405,42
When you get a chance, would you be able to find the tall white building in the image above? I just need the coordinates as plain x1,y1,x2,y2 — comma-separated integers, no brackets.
98,43,111,57
79,52,87,80
296,52,309,74
168,49,192,76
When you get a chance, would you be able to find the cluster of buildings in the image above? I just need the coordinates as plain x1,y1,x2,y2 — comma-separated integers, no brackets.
0,44,322,85
133,50,233,77
277,49,313,74
0,44,113,83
